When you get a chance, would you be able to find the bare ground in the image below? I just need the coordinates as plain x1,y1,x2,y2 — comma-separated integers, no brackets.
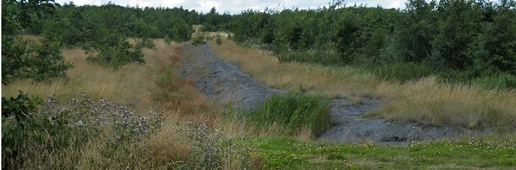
179,44,491,143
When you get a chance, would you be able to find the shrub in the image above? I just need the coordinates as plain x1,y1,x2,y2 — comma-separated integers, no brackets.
246,93,330,137
86,34,146,69
215,33,223,45
192,33,206,46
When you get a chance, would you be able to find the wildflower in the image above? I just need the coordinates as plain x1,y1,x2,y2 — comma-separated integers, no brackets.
71,98,78,104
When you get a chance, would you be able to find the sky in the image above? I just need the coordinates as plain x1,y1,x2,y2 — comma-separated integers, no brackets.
54,0,408,14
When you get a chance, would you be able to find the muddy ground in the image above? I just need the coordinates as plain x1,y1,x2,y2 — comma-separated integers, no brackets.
180,44,490,143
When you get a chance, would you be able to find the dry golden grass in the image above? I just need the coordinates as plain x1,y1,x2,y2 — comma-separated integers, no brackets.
1,39,224,169
210,40,516,133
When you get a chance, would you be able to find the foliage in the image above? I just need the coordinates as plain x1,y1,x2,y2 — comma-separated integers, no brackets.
11,2,197,69
200,7,232,32
215,33,223,45
85,33,146,69
2,94,163,169
1,91,42,122
227,0,516,88
27,3,195,43
246,93,330,137
2,0,72,84
192,33,207,46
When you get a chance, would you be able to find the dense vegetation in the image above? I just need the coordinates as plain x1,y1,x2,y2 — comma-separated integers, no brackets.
1,1,194,168
226,0,516,89
2,0,515,169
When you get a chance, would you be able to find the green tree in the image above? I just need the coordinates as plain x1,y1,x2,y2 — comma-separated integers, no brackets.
2,0,72,84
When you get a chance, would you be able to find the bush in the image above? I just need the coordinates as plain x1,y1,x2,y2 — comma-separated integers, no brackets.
86,34,146,69
192,33,206,46
215,34,223,45
246,93,330,137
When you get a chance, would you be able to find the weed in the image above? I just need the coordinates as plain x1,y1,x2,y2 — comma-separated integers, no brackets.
181,121,250,169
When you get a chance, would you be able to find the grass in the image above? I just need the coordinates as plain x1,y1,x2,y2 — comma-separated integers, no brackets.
248,135,516,169
209,40,516,133
244,93,331,138
4,35,515,169
2,39,221,169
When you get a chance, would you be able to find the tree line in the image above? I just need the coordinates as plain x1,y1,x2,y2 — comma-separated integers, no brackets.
3,0,515,98
225,0,516,88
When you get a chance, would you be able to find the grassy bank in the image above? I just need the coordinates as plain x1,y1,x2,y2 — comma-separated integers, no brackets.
210,40,516,133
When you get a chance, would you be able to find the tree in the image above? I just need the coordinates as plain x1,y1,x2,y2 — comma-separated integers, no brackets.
2,0,72,84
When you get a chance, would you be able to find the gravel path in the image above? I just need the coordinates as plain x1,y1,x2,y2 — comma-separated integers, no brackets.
180,44,279,110
180,44,491,143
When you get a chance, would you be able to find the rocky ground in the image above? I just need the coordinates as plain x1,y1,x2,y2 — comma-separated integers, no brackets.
180,44,490,143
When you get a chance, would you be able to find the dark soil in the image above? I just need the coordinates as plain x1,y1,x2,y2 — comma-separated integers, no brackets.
179,44,491,143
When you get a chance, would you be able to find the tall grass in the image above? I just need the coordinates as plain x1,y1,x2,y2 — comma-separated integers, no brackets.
1,39,221,169
210,40,516,133
245,93,330,138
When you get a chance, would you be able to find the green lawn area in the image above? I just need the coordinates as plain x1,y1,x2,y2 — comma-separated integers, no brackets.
248,136,516,169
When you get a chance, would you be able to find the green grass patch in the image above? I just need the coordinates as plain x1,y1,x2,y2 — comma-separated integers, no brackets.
373,62,435,82
158,70,174,83
248,136,516,169
245,93,330,137
473,73,516,90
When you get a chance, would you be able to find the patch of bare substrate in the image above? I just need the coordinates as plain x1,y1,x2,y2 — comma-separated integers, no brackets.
179,44,491,143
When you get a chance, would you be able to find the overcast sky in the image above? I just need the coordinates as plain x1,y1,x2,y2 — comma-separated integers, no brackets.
54,0,408,14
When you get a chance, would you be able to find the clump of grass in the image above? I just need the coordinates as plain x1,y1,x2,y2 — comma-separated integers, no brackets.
245,93,330,137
